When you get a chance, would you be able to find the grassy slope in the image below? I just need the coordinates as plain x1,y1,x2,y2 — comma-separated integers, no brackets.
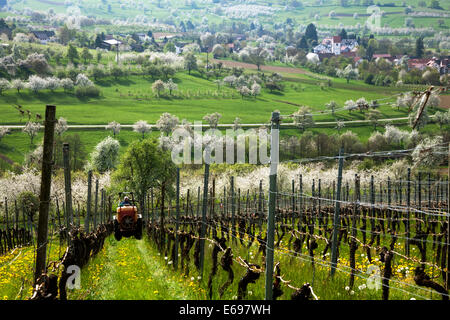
0,72,407,126
1,69,446,165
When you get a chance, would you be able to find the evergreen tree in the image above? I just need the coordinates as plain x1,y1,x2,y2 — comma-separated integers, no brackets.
298,36,308,49
305,23,318,43
66,43,79,63
415,37,424,58
339,28,348,40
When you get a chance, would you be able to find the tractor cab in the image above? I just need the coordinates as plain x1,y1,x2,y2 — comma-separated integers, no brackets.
113,192,143,241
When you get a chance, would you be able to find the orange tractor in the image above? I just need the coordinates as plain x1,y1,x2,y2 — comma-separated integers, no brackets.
113,192,143,241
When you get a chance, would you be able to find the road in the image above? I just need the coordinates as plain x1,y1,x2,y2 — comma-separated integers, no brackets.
1,117,411,130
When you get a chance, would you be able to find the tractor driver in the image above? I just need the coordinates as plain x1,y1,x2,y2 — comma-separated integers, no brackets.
120,196,131,206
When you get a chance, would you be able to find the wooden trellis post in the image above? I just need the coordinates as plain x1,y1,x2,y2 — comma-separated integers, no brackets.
231,176,235,239
291,179,295,229
199,157,210,279
93,179,99,230
34,105,56,283
174,167,180,271
265,111,279,300
299,174,303,229
63,143,73,226
330,148,344,277
406,168,411,256
85,170,92,233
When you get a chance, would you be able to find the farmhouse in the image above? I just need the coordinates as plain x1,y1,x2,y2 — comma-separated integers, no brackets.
313,36,358,55
31,30,55,44
102,39,121,50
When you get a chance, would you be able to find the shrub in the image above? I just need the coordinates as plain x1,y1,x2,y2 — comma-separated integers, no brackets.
75,85,100,98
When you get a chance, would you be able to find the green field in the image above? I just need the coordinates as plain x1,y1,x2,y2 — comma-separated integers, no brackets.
0,72,409,125
1,66,447,166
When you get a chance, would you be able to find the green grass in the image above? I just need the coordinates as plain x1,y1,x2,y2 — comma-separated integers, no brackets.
68,236,207,300
0,72,406,126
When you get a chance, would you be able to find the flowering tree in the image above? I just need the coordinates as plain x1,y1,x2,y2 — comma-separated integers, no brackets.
366,109,382,130
223,75,237,87
427,93,441,108
356,97,370,113
293,106,314,132
27,75,47,93
60,78,74,91
46,77,61,92
152,79,165,97
164,78,178,95
23,121,41,144
383,125,409,146
412,136,444,168
232,117,242,131
55,117,68,136
433,110,449,129
203,112,222,130
156,112,179,135
200,32,215,68
344,99,357,113
212,44,226,58
335,120,345,133
133,120,152,138
183,51,197,74
251,83,261,97
90,136,120,173
0,127,10,142
246,46,269,71
396,92,415,111
238,85,251,98
0,78,10,94
75,73,94,87
337,65,358,83
11,79,25,93
325,100,338,115
106,121,121,137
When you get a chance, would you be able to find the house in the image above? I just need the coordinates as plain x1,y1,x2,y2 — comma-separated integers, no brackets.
225,43,235,53
408,58,434,71
31,30,55,44
313,36,358,56
331,36,341,55
373,53,391,60
439,58,449,74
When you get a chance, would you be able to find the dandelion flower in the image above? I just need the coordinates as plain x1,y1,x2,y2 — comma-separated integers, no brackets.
345,286,350,291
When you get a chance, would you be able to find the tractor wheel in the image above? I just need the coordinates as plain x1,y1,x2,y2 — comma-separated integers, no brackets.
134,218,143,240
114,220,122,241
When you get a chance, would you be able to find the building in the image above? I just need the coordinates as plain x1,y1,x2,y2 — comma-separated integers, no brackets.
313,36,358,56
102,39,121,50
31,30,55,44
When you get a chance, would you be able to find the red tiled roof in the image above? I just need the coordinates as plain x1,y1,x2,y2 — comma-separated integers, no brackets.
373,54,391,59
332,36,341,43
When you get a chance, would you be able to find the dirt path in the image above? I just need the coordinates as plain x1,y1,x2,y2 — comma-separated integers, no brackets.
440,95,450,109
